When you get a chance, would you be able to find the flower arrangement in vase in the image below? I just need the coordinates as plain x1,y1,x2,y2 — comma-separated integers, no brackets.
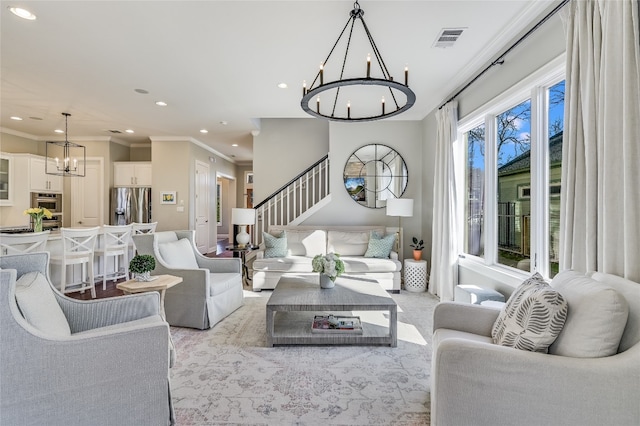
312,252,345,289
129,254,156,282
23,207,53,232
410,237,424,261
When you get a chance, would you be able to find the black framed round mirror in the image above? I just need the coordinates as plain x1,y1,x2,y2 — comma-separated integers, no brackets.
343,144,408,209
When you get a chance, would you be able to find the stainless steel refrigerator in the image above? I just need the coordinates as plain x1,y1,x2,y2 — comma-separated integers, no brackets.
111,187,152,225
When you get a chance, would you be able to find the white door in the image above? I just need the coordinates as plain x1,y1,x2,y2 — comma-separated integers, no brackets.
194,160,210,254
71,158,104,227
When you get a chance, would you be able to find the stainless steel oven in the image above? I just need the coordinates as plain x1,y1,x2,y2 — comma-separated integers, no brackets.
30,192,63,230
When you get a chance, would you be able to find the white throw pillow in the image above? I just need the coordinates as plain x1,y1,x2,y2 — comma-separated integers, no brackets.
327,230,377,256
284,230,326,257
158,238,199,269
492,273,568,353
15,272,71,336
549,271,629,357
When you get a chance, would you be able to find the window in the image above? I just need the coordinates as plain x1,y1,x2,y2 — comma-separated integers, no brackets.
458,61,564,279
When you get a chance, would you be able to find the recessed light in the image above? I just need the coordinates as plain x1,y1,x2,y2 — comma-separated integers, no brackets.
8,6,36,20
10,116,23,121
232,143,239,147
54,129,64,134
125,129,134,134
134,88,149,94
200,129,208,134
155,101,167,106
277,83,288,89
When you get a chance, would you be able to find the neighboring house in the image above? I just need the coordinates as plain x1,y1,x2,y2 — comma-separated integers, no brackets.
497,132,563,270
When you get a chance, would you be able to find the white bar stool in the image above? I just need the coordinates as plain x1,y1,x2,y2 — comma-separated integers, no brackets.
130,221,157,257
50,227,100,298
0,231,50,255
95,224,132,290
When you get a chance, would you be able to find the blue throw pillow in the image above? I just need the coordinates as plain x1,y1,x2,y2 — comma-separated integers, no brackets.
263,231,287,258
364,231,395,258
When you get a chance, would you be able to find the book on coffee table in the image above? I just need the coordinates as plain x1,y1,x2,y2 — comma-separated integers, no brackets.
311,315,363,334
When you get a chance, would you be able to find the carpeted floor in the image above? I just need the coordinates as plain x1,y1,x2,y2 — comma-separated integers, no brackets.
170,288,439,425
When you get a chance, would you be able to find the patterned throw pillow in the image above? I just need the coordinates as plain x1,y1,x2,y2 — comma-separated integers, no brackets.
263,231,287,258
364,231,396,258
491,273,568,353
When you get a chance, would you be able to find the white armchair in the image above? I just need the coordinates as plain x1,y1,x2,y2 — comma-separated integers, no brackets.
431,271,640,426
0,252,173,426
133,230,244,330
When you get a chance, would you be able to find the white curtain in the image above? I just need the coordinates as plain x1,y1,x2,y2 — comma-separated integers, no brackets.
560,0,640,282
429,101,459,300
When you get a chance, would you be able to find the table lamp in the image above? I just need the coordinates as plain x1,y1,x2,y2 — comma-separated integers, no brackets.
386,198,413,251
231,208,256,248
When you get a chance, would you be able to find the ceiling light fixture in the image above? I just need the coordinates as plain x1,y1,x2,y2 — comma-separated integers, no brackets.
125,129,134,133
8,6,36,20
155,101,167,106
10,116,23,121
301,0,415,122
200,129,208,134
45,113,86,177
278,83,288,89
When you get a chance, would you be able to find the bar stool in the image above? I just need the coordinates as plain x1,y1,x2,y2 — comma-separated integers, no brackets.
94,224,132,290
0,231,50,255
130,222,157,256
50,227,100,298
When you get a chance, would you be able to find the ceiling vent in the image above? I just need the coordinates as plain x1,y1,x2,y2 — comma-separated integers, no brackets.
107,129,122,134
433,28,466,48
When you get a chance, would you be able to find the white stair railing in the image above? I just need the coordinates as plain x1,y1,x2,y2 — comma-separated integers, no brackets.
253,155,329,244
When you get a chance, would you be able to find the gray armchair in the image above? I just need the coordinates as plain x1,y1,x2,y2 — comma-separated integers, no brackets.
0,252,173,426
133,230,244,330
431,271,640,426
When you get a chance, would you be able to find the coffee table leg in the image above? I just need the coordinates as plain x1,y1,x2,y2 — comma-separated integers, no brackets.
390,306,398,347
266,307,275,347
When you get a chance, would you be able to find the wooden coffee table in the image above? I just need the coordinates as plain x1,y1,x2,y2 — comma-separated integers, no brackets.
117,274,182,319
266,274,397,347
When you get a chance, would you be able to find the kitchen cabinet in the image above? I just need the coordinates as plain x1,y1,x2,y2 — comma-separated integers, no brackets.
113,162,152,187
0,153,13,206
29,156,63,192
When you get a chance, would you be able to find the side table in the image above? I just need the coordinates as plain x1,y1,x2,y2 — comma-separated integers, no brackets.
404,259,427,292
116,274,183,319
226,245,256,285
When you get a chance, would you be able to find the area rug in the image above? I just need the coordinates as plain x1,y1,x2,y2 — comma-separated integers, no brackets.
170,289,439,425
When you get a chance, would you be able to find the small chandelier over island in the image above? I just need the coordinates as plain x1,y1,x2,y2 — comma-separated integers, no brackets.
45,112,86,177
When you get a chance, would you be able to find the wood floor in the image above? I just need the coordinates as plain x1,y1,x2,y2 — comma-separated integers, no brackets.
67,238,231,300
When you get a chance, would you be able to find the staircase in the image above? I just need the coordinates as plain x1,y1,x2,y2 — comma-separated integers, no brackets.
252,155,330,244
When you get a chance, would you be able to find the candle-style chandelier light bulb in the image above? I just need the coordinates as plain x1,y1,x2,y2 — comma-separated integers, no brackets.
45,112,86,177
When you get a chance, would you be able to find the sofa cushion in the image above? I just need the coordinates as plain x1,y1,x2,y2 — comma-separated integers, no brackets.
340,256,402,273
364,232,396,258
253,256,313,273
549,271,629,357
263,231,288,258
158,238,199,269
327,229,384,256
283,229,326,257
15,272,71,337
492,273,568,353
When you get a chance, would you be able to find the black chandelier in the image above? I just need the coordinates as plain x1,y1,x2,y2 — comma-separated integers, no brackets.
45,113,86,177
301,1,416,122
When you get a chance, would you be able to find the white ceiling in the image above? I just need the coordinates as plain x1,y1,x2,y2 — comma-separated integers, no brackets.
0,0,557,163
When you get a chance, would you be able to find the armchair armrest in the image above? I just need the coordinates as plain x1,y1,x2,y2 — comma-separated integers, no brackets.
195,256,241,273
433,339,640,425
390,251,399,260
433,301,500,336
55,291,161,333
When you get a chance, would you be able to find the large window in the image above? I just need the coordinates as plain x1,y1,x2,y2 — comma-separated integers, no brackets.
459,62,564,279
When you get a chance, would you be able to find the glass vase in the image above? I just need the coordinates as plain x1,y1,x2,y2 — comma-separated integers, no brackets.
33,217,43,233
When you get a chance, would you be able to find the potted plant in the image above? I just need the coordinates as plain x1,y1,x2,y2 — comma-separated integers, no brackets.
23,207,53,232
129,254,156,282
312,252,345,289
410,237,424,261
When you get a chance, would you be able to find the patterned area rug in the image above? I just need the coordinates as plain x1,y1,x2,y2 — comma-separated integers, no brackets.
170,289,439,425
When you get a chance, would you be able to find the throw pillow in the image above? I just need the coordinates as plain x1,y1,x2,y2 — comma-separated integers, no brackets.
158,238,199,269
15,272,71,336
364,231,396,258
263,231,287,258
549,271,629,357
491,273,568,353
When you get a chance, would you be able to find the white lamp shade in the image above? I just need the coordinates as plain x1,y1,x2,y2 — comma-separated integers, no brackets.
231,208,255,225
386,198,413,217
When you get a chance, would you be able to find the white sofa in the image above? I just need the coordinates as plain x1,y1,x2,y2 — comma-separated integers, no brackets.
251,225,402,292
431,270,640,426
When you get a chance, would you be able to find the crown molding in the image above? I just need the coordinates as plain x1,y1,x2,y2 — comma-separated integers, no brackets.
149,136,235,164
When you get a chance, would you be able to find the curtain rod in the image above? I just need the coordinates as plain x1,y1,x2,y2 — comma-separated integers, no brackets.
439,0,570,110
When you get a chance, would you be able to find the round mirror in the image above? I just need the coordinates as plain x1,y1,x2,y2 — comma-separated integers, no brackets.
343,144,408,209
